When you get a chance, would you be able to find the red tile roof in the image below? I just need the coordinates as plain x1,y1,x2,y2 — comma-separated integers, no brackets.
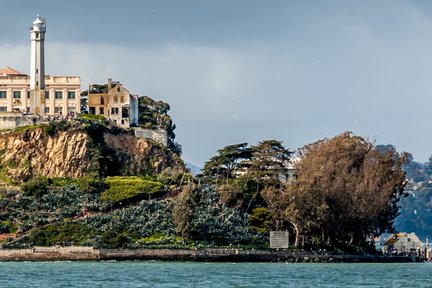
0,66,27,76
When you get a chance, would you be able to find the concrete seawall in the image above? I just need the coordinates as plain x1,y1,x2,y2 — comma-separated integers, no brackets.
0,247,419,262
0,247,99,261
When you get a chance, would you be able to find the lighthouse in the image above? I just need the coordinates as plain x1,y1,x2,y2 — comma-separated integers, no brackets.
29,15,46,115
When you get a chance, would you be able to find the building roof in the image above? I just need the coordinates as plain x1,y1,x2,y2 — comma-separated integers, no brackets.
0,66,27,76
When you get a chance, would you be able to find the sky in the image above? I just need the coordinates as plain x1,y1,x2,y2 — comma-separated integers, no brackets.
1,0,432,167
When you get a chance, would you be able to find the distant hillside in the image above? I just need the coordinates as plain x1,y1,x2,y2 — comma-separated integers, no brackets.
186,162,201,176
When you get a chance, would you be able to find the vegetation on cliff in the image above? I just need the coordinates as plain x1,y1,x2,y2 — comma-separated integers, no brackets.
0,130,408,253
138,96,182,156
0,117,185,182
0,88,410,253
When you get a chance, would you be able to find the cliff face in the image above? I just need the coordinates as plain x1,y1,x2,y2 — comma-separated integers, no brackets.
0,126,184,181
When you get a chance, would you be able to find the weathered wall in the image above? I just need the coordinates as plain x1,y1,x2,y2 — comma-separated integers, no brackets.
0,246,99,261
134,127,168,146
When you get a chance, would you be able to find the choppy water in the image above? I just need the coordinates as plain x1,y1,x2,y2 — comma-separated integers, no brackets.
0,261,431,287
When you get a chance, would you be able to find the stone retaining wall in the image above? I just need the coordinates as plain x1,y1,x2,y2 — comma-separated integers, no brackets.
0,246,99,261
0,247,419,262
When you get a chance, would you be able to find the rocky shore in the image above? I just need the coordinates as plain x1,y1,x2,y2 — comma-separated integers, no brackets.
0,247,421,262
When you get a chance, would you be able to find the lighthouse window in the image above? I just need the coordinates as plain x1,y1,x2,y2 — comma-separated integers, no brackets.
0,91,6,99
13,91,21,99
55,91,63,99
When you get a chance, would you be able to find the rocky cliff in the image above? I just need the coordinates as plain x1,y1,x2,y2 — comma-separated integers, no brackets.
0,123,185,181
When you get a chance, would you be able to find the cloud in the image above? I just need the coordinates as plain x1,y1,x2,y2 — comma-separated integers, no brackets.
3,1,432,166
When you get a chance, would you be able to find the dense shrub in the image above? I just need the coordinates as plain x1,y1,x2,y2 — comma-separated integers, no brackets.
28,223,92,246
78,114,106,122
43,120,73,136
249,207,273,234
21,176,51,197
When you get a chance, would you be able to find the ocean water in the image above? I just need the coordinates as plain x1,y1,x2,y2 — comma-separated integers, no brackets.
0,261,431,287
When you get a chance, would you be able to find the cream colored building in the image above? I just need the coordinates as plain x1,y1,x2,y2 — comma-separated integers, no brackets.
0,16,81,129
88,79,138,128
0,67,80,117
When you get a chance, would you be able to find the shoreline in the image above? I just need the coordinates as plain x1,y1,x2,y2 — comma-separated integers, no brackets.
0,247,422,262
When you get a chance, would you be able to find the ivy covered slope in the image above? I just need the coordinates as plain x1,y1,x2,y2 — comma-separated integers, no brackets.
0,119,408,252
0,111,253,249
0,179,253,249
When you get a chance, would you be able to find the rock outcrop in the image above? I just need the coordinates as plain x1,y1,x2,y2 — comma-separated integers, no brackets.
0,125,185,181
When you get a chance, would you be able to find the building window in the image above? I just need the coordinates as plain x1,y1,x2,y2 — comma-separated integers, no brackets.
122,107,130,118
44,107,50,114
68,91,76,99
26,107,30,113
55,91,62,99
111,107,119,115
89,107,95,114
45,91,49,99
0,107,6,112
27,91,30,99
54,107,62,114
120,96,125,103
0,91,6,99
13,91,21,99
114,96,118,103
100,97,104,105
99,107,104,115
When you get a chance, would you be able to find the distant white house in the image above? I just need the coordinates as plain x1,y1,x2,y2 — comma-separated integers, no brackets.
382,232,423,255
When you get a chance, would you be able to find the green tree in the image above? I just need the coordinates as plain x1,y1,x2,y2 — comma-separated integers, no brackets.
243,140,292,211
263,132,407,249
247,140,292,186
201,143,252,182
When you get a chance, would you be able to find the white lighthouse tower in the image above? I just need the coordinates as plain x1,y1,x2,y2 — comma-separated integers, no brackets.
29,15,46,115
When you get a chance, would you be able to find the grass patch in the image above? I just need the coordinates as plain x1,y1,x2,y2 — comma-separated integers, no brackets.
78,114,106,122
13,125,41,134
0,169,17,186
101,176,163,204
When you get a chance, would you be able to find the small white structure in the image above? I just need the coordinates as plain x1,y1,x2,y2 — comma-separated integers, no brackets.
382,232,423,254
134,127,167,146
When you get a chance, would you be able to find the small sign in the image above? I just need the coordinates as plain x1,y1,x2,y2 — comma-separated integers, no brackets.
270,231,289,249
